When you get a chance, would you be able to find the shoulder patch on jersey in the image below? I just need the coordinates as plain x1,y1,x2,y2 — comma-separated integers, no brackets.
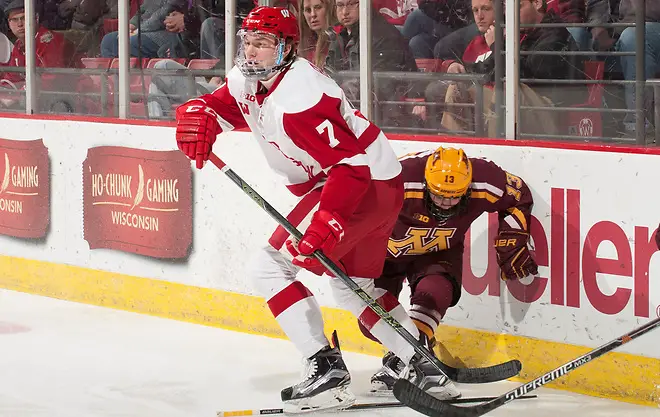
412,213,430,223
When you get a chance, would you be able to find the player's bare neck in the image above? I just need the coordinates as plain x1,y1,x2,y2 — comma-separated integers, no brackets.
260,72,280,91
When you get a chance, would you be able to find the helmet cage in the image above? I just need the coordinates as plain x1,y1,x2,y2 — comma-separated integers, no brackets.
235,29,292,80
423,183,470,224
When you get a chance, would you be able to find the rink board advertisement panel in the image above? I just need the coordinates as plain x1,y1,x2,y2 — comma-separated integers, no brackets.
83,146,193,259
0,138,49,238
0,116,657,407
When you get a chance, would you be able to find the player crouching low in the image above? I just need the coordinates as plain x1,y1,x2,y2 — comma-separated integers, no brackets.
360,146,538,398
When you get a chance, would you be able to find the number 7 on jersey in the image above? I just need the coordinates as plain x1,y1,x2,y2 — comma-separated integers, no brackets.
316,119,340,148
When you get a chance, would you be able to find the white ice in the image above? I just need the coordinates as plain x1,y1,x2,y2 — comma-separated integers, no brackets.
0,289,657,417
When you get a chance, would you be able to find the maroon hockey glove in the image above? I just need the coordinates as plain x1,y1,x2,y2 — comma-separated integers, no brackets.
656,223,660,250
175,102,222,169
287,210,345,269
494,230,538,281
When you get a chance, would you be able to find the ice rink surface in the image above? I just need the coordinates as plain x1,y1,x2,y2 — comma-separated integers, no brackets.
0,289,657,417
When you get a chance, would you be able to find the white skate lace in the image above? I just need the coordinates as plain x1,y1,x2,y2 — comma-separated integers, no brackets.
300,357,319,381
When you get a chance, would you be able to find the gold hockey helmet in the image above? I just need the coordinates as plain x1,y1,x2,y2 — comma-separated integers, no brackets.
424,147,473,198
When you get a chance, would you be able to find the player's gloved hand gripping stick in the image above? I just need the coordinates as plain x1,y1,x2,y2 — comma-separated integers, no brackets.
207,152,522,384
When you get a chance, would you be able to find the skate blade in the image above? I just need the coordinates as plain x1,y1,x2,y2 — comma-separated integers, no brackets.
283,386,356,414
424,387,461,401
368,380,461,400
367,380,396,397
417,381,462,401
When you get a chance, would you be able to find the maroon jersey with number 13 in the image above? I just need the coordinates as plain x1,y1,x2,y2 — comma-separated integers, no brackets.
382,150,534,302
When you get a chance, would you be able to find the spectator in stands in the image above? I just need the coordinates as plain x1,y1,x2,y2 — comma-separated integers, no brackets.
616,0,659,134
326,0,419,73
199,0,254,60
100,0,177,58
372,0,417,27
0,0,12,37
147,59,222,117
56,0,117,59
326,0,426,126
422,0,493,128
0,0,70,111
298,0,336,67
402,0,472,58
37,0,71,30
589,0,659,135
585,0,617,51
58,0,116,30
0,31,10,62
156,0,206,60
0,0,66,85
432,22,478,61
437,0,585,136
546,0,587,50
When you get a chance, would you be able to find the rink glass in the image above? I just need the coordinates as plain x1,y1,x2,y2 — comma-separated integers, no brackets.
6,0,659,146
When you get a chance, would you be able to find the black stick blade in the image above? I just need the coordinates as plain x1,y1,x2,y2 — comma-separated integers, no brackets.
450,359,523,383
393,380,484,417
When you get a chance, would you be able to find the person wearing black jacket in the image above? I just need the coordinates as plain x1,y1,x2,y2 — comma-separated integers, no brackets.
441,0,586,137
588,0,659,136
325,1,426,127
401,0,471,59
198,0,254,60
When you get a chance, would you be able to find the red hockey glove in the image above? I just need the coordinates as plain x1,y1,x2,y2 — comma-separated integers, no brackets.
286,210,345,269
494,230,538,281
656,223,660,250
175,102,222,169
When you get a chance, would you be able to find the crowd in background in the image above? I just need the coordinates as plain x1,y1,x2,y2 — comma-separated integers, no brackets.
0,0,658,143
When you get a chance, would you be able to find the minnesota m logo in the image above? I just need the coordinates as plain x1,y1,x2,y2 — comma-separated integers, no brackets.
388,227,456,257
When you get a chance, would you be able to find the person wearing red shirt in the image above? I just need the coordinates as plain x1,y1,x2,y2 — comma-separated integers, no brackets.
0,0,66,87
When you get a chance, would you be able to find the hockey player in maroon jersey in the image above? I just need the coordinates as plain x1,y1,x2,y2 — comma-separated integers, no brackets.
174,6,452,410
361,146,538,397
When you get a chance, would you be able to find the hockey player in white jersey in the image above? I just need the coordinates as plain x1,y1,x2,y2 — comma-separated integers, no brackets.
174,6,452,409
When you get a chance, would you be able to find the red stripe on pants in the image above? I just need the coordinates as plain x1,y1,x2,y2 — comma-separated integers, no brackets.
358,291,400,330
267,281,314,318
268,189,322,250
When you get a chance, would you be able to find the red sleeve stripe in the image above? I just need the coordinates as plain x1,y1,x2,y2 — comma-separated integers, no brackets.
357,122,381,150
358,290,401,330
267,281,314,318
268,188,322,250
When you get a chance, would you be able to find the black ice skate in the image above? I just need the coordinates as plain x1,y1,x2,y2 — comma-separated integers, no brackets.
370,334,461,400
369,351,406,396
406,334,461,400
281,331,355,413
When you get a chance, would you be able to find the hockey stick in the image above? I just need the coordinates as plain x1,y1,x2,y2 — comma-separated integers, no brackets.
207,152,521,384
216,395,538,416
393,316,660,417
